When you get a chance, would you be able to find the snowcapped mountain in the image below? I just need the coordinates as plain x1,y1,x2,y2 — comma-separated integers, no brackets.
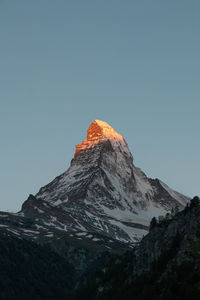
16,120,189,246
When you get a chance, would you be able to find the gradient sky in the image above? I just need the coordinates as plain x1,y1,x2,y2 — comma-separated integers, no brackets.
0,0,199,212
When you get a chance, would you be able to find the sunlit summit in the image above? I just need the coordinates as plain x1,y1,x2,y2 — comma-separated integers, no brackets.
75,120,125,157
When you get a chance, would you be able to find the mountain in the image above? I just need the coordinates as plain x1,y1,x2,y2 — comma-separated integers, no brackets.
78,197,200,300
21,120,189,243
0,120,193,299
1,120,189,250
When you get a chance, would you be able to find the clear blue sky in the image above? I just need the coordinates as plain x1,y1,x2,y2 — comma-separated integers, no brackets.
0,0,199,212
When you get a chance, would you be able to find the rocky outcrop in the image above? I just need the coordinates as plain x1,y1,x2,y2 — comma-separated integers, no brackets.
82,198,200,300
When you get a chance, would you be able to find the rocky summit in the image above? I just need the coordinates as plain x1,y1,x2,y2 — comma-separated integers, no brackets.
0,119,187,248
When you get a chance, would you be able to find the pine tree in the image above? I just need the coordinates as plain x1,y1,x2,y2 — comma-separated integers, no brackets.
190,196,200,208
150,217,157,230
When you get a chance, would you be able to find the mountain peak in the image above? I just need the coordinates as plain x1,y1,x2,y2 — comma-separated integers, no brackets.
20,120,189,247
75,120,124,157
87,120,124,142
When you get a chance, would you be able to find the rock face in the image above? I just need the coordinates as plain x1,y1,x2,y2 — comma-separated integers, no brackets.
19,120,189,245
82,198,200,300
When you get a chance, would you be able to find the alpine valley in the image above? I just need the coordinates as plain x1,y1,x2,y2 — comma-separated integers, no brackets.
0,120,193,300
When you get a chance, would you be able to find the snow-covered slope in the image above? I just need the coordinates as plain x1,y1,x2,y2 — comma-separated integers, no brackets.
18,120,189,245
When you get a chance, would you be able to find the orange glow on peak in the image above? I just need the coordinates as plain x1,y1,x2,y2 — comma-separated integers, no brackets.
74,120,124,157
